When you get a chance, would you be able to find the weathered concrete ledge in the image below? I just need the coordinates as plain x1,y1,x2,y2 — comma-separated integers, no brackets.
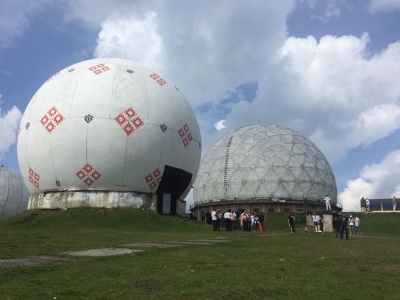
28,191,157,211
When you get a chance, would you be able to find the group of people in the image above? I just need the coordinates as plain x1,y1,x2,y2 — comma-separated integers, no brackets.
332,213,362,239
239,210,266,232
360,197,370,212
203,208,266,232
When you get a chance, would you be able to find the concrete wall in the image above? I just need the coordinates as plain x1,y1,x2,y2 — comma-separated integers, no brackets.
28,191,157,211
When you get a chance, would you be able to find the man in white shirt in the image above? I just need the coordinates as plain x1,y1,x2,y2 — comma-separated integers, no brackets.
324,195,331,211
224,209,232,231
211,209,218,231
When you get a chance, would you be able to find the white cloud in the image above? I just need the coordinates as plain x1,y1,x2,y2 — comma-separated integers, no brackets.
223,33,400,165
214,120,226,131
0,105,22,162
0,0,52,51
90,1,295,108
339,150,400,211
368,0,400,13
95,11,163,68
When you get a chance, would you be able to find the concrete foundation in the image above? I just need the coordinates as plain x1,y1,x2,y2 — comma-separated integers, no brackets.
28,191,157,211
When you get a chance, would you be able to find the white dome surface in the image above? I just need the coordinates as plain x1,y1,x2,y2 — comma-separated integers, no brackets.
193,124,336,204
17,58,201,202
0,166,29,219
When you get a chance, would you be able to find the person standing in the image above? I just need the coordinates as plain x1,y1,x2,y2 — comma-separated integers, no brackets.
355,215,362,237
304,197,309,213
240,210,248,231
332,216,341,239
319,216,324,235
360,197,366,212
258,211,265,232
224,209,232,231
201,210,206,223
211,209,218,231
231,210,236,231
206,210,212,224
340,213,349,240
324,195,331,211
312,212,320,233
365,198,370,212
392,196,397,211
288,213,295,234
348,215,355,237
216,209,222,230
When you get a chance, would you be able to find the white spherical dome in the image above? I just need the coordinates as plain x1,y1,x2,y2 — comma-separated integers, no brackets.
193,124,336,204
0,166,29,219
17,58,201,206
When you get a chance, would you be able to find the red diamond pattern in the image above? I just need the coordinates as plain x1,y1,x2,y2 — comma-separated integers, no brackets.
144,168,163,189
178,123,193,147
115,107,143,136
88,63,110,75
40,106,65,133
149,73,167,86
76,163,102,186
28,167,40,189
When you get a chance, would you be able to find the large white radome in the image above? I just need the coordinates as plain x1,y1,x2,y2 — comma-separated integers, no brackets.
17,58,201,210
193,124,336,204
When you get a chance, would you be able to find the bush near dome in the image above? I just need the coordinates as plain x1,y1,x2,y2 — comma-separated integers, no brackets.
193,124,337,215
17,58,201,213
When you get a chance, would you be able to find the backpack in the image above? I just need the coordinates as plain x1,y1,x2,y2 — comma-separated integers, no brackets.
241,214,247,222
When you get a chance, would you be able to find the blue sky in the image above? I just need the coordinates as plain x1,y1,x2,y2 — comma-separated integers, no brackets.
1,0,400,211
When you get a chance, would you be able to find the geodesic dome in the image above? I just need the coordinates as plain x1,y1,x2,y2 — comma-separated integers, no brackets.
0,166,29,219
193,124,336,205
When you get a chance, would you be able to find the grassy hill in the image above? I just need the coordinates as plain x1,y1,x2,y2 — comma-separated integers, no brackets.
0,208,399,299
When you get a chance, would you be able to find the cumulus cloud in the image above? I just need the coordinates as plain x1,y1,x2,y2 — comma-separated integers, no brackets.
368,0,400,13
90,1,295,107
214,120,226,131
95,11,163,67
339,150,400,211
224,33,400,165
0,0,52,51
0,105,22,162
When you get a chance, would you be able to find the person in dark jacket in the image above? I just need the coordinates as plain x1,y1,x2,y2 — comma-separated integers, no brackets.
340,213,349,240
332,216,341,239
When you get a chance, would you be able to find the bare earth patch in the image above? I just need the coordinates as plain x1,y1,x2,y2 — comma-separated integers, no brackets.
0,237,240,268
0,256,74,268
63,248,141,257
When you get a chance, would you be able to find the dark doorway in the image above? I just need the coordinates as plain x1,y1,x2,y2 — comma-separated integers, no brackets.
156,165,192,215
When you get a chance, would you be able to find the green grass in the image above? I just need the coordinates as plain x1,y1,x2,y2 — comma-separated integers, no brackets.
1,208,400,299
